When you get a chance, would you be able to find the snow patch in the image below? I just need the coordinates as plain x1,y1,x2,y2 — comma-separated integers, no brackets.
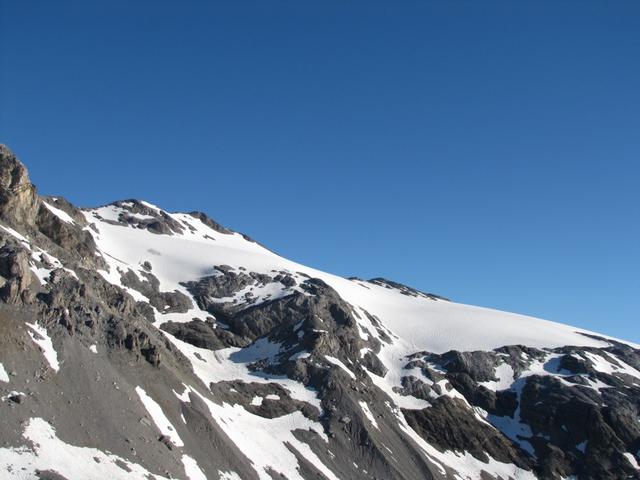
26,323,59,372
0,417,170,479
162,333,322,411
174,384,194,402
208,279,301,311
43,201,75,224
624,452,640,470
583,351,640,380
289,351,311,361
218,471,242,480
359,401,379,429
479,362,514,391
0,363,9,383
195,391,337,480
0,224,31,249
135,386,184,447
29,249,78,286
182,454,207,480
324,355,356,380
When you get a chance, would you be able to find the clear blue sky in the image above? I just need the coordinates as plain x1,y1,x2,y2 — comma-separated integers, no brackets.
1,1,639,343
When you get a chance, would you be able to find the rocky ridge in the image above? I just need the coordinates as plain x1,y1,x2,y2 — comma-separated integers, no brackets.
0,145,638,480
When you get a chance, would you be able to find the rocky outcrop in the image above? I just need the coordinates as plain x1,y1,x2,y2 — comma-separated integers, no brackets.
188,211,232,235
367,277,449,301
0,145,40,225
0,243,35,303
402,344,640,480
120,269,192,313
404,397,533,469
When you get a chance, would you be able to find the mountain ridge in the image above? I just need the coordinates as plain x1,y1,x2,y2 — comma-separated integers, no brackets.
0,145,639,480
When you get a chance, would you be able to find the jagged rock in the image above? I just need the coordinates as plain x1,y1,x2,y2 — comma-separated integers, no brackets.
35,206,99,268
7,391,25,403
158,435,174,450
404,397,533,469
120,270,191,313
367,277,449,301
0,145,40,225
188,211,232,234
161,319,240,350
35,470,70,480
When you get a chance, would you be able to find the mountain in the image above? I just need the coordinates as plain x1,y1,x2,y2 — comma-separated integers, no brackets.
0,144,638,480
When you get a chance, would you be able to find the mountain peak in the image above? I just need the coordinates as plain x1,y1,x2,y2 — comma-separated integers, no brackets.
0,144,39,225
0,147,638,480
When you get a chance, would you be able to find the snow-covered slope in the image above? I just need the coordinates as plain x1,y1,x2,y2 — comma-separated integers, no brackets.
1,145,639,480
84,201,624,354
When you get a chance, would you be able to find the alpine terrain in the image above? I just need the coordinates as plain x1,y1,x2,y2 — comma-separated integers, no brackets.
0,144,639,480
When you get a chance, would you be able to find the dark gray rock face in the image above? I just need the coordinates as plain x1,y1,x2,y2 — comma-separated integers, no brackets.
162,318,236,350
1,144,639,480
90,199,188,235
188,211,232,235
403,397,533,470
402,344,640,480
120,269,192,313
366,277,450,301
35,206,101,270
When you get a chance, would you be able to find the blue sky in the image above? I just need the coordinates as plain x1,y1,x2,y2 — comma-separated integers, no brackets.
1,1,639,342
